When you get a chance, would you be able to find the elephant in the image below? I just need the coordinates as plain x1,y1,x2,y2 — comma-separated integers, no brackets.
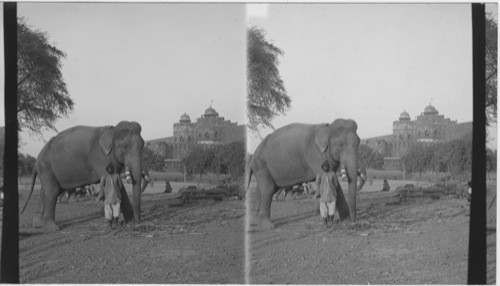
247,119,364,229
21,121,145,231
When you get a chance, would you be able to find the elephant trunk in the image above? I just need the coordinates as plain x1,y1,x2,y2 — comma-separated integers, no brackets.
343,154,358,221
126,154,142,222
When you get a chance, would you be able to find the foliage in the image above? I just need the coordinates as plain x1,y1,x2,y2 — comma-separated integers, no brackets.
434,181,469,198
18,153,36,177
142,146,167,172
181,145,215,180
486,14,497,125
401,143,433,183
486,148,497,175
402,133,472,180
212,141,246,180
17,18,74,135
358,144,384,169
182,142,246,182
439,134,472,176
428,133,472,177
247,26,291,132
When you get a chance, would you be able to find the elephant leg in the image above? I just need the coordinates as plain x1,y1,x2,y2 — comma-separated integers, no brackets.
335,184,350,220
248,183,260,226
39,173,61,231
33,187,46,228
255,170,277,230
119,186,134,223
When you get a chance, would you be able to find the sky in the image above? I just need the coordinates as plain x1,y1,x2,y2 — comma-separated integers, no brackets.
1,3,497,156
15,3,246,156
247,3,497,153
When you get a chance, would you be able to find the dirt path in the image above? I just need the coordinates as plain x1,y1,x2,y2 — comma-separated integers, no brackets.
18,190,245,283
248,184,496,284
7,181,497,283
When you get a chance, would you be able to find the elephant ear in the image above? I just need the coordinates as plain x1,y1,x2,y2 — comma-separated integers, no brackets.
99,128,114,155
315,124,330,154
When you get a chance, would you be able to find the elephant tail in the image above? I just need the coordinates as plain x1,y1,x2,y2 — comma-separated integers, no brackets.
21,169,38,214
246,167,253,193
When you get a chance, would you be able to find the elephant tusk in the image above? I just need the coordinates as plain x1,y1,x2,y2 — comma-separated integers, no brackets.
124,168,132,184
340,167,348,182
359,170,367,181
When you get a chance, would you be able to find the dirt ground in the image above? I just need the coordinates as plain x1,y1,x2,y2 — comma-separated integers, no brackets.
15,182,245,283
248,180,496,284
3,179,496,283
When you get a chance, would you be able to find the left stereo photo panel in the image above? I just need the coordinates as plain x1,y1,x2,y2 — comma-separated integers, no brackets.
16,3,247,283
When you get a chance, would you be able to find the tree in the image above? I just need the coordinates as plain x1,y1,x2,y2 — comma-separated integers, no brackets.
225,141,246,180
212,141,245,181
401,143,433,186
182,145,215,185
17,18,74,135
486,148,497,179
444,134,472,177
486,14,497,125
18,153,36,182
212,145,228,175
247,26,291,132
358,144,384,169
418,132,472,179
142,146,167,172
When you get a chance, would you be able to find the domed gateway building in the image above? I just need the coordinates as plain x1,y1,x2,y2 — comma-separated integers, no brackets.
360,104,472,170
146,105,246,171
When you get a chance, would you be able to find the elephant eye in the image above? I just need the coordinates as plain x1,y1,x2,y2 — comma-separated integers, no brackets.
332,159,340,167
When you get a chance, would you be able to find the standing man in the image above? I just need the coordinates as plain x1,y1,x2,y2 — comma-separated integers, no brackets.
98,163,124,228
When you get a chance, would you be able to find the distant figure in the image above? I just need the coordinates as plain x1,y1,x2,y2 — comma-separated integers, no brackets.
307,181,318,196
292,185,304,197
58,189,70,203
98,164,123,229
303,182,312,196
381,178,390,192
314,161,338,228
165,181,172,193
273,186,291,200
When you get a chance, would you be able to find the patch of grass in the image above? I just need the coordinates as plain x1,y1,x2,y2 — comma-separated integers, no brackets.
132,222,159,233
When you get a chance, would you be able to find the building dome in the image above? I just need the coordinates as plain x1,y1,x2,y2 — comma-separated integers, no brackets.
180,112,191,123
204,106,219,117
399,110,410,121
423,104,438,115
